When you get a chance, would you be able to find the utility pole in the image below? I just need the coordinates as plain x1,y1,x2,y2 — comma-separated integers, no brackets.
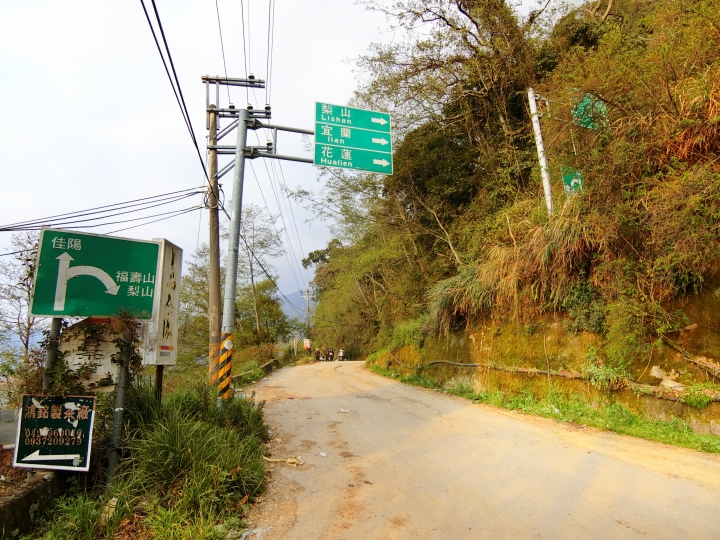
202,74,314,398
216,107,249,399
207,103,221,381
203,75,264,398
528,87,554,216
301,283,311,331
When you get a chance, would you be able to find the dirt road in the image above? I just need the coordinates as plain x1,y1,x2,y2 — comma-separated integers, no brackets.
245,361,720,539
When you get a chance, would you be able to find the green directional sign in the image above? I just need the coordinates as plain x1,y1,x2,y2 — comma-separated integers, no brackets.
30,229,160,319
314,102,393,174
561,166,585,193
572,93,607,130
13,395,96,472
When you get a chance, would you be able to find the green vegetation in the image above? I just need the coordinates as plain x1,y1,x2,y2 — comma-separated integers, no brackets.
302,0,720,370
680,383,717,409
369,364,720,453
298,0,720,436
23,381,268,540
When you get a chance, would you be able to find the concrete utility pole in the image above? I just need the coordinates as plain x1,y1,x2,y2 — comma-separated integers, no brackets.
203,75,263,399
202,74,314,398
216,108,249,399
528,87,554,216
301,283,311,331
207,104,222,381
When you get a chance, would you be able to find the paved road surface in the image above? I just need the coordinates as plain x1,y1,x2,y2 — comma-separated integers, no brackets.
246,361,720,539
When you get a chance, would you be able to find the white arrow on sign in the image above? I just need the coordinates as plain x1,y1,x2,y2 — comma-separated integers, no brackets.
22,450,82,465
372,159,391,167
371,117,388,126
54,253,120,311
371,137,389,146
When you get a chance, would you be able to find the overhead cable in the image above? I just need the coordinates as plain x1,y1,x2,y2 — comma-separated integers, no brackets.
0,249,33,258
3,205,201,233
0,191,203,232
0,187,201,230
261,155,310,285
140,0,208,180
240,235,306,317
276,161,312,281
265,0,276,104
248,161,304,292
240,0,249,101
104,206,202,235
0,191,202,232
214,0,232,103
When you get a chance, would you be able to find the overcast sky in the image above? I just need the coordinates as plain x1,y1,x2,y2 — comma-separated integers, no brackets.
0,0,540,308
0,0,401,308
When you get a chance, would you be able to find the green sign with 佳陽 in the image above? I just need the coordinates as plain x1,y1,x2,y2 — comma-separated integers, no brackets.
13,395,96,472
30,229,160,319
314,102,393,174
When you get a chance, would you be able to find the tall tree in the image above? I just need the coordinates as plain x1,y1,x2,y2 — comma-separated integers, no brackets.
237,204,284,343
0,232,45,364
177,243,212,366
234,279,295,347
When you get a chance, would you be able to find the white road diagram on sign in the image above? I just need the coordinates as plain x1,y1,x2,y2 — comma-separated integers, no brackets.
54,252,120,311
22,450,82,466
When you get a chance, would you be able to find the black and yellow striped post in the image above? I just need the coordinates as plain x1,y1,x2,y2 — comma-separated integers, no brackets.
211,333,233,398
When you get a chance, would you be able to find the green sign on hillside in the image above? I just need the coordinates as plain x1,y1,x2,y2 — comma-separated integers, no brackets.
561,166,585,193
572,94,607,130
30,229,160,319
314,102,393,174
13,395,96,472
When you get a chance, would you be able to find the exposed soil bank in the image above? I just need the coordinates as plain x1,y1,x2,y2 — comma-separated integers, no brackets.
384,308,720,434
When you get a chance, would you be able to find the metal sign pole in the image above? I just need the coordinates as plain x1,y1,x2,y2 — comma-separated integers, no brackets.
41,317,62,391
528,87,554,216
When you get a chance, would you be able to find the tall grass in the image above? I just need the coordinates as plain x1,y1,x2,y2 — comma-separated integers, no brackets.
24,382,268,539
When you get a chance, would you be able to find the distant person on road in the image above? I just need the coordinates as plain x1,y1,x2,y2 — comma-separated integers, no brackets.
315,348,321,362
338,349,344,361
327,348,334,361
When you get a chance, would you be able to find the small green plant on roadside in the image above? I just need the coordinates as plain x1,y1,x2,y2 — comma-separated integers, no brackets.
583,346,629,390
368,363,438,389
680,383,716,409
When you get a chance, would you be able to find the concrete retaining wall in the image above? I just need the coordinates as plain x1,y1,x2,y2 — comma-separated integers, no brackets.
0,471,65,539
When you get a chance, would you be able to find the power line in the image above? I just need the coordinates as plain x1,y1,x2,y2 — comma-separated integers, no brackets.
4,205,202,233
248,161,304,292
240,235,306,316
247,0,252,76
253,155,302,289
0,249,33,258
276,161,311,280
261,154,311,284
0,192,201,232
247,126,311,285
0,187,200,230
265,0,276,104
140,0,208,180
0,190,203,232
240,0,249,102
214,0,232,103
105,206,202,235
